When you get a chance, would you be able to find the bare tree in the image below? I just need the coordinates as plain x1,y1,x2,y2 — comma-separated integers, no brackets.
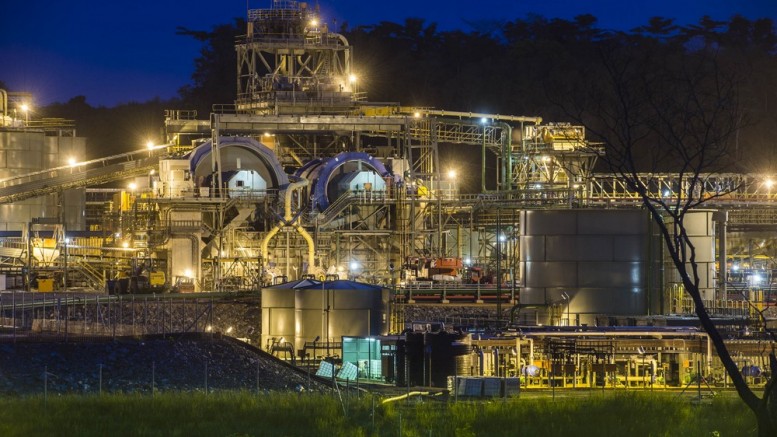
550,32,777,435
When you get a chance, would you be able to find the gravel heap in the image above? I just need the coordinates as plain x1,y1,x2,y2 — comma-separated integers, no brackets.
0,333,331,396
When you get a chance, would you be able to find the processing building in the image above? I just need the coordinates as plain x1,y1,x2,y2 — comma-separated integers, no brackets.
1,0,776,388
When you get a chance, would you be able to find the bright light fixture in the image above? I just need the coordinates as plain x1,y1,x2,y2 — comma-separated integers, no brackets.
348,74,357,83
68,157,77,167
146,140,154,150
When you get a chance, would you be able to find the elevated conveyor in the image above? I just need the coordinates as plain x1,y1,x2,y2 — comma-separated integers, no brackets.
0,147,166,204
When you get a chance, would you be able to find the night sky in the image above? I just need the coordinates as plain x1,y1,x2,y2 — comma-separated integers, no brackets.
1,0,775,107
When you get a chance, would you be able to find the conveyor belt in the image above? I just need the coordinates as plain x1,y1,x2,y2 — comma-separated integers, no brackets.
0,147,165,204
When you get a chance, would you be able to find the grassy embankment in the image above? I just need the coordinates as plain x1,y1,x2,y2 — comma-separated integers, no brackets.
0,391,755,436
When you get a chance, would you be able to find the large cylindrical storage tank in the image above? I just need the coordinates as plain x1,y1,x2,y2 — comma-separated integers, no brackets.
261,280,308,351
519,209,660,325
293,280,389,354
0,131,86,231
663,210,716,301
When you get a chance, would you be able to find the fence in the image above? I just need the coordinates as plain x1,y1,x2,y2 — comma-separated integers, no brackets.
0,292,215,341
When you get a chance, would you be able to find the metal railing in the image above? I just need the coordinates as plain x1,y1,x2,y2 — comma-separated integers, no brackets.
396,282,517,304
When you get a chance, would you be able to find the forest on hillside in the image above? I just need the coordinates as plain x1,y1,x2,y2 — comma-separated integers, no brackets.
8,14,776,174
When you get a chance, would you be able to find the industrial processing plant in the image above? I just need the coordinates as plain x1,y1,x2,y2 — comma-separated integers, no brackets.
1,0,775,394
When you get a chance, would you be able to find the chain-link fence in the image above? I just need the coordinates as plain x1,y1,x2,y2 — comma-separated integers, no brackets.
0,292,260,342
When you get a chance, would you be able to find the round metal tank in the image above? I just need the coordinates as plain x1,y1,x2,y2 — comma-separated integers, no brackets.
664,210,716,300
452,342,475,377
295,152,390,211
0,131,86,231
292,279,389,354
261,280,313,351
519,209,656,324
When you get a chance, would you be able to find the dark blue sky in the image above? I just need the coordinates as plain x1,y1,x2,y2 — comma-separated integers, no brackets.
1,0,775,107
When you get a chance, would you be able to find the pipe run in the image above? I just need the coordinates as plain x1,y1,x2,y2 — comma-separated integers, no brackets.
260,177,316,275
0,89,7,127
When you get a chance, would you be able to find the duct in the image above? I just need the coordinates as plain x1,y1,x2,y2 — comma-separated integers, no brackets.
331,32,350,48
259,226,281,266
293,222,315,272
260,177,316,275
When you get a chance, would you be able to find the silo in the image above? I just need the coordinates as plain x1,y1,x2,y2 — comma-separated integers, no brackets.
519,209,658,325
293,280,388,354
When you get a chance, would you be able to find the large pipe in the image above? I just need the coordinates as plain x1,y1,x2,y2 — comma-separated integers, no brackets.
260,178,316,275
260,226,281,265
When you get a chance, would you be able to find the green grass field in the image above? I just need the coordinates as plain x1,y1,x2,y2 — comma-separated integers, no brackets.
0,391,755,436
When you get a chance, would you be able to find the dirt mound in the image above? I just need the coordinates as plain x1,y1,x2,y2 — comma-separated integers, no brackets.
0,333,330,396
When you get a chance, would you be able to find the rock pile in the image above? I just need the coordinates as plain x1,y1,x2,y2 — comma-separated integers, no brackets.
0,333,330,396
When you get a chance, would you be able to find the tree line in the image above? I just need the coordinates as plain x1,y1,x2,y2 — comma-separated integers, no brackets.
14,14,776,171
